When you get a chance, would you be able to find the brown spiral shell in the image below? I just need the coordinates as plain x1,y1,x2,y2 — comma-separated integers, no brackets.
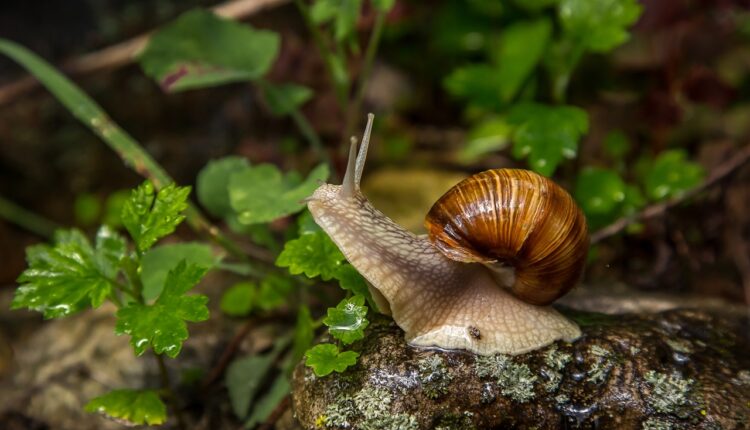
424,169,589,306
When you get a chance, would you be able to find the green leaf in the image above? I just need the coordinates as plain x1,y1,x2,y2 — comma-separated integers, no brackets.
643,150,705,201
507,103,589,176
245,375,291,427
74,193,101,226
324,295,369,345
85,389,166,426
115,261,209,358
256,275,296,310
305,343,359,376
311,0,363,41
558,0,643,52
140,242,219,300
333,264,376,309
102,190,129,228
490,19,551,102
13,227,126,318
197,156,250,218
139,9,280,92
220,282,256,317
260,82,313,116
574,167,627,216
444,64,505,110
297,209,322,235
458,117,511,164
276,231,345,280
229,164,329,224
372,0,395,12
291,306,315,368
226,353,274,419
603,130,630,159
121,181,190,253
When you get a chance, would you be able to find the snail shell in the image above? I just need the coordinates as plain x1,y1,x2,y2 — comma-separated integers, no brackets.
424,169,589,306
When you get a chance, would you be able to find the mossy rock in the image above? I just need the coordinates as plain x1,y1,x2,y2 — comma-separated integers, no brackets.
292,309,750,430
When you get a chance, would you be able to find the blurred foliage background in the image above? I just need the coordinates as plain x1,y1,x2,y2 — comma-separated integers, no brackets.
1,0,750,427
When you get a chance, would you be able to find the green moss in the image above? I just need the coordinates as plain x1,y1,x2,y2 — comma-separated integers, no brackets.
360,413,418,430
434,411,477,430
666,339,693,354
644,370,695,416
586,345,614,384
642,417,675,430
475,354,537,402
418,355,453,399
542,346,572,392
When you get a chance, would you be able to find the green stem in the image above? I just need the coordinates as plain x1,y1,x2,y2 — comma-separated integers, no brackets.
289,108,332,170
0,38,252,265
293,0,349,109
343,10,386,145
0,195,59,238
155,352,186,430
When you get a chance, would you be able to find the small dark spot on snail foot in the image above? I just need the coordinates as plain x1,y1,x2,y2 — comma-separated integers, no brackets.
468,326,481,340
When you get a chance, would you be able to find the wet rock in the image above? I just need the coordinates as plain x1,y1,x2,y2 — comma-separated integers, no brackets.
292,309,750,430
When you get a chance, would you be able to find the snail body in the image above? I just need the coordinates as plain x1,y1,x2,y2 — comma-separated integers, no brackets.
307,115,586,355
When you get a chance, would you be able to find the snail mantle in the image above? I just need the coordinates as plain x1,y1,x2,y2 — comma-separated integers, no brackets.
292,309,750,430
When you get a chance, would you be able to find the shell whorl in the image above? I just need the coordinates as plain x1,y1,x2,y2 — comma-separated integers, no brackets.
424,169,589,306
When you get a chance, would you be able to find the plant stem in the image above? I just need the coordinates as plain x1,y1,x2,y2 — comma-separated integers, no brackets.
343,9,386,145
155,352,186,430
0,195,59,238
293,0,350,109
289,108,333,170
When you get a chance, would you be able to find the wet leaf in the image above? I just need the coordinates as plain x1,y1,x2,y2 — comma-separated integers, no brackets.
140,242,219,300
558,0,643,52
575,167,627,216
333,264,376,309
85,389,166,426
643,150,705,201
115,261,209,358
13,227,126,318
139,9,279,92
324,295,369,345
121,181,190,252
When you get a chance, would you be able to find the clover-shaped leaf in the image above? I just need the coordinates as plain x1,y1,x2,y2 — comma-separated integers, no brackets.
323,295,369,345
85,389,166,426
276,231,345,280
305,343,359,376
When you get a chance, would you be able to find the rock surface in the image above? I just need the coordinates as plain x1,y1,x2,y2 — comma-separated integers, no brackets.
292,308,750,430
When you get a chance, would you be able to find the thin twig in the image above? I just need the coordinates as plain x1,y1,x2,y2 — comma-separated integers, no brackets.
258,394,291,430
0,0,290,107
591,145,750,244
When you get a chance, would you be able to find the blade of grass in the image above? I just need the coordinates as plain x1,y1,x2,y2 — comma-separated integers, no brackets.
0,38,251,263
0,195,59,238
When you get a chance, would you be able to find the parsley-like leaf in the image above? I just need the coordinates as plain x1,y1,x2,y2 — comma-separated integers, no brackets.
324,295,369,345
85,389,166,426
115,260,209,358
229,164,328,224
276,231,345,280
121,181,190,252
305,343,359,376
13,227,126,318
558,0,643,53
333,264,376,309
507,103,588,176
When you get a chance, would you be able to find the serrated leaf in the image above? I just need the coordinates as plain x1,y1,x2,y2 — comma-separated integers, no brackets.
256,275,296,310
297,209,322,235
444,64,505,110
458,117,511,164
13,227,125,318
140,242,219,300
324,295,369,345
305,343,359,376
507,103,588,176
575,167,627,216
229,163,329,224
333,264,376,309
220,282,256,317
139,9,280,92
491,19,551,102
121,181,190,252
197,156,250,218
115,260,209,358
85,389,166,426
276,231,345,280
260,82,313,116
558,0,643,53
643,150,705,201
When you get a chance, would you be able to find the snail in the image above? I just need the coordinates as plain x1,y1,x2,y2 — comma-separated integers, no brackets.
307,114,588,355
